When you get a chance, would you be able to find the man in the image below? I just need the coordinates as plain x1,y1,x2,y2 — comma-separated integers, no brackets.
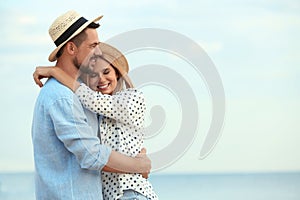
32,10,151,199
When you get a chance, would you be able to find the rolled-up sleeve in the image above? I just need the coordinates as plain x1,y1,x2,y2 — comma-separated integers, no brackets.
48,96,111,170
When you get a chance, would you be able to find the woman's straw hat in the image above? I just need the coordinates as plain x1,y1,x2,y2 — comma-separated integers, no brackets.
99,43,133,90
99,43,129,76
48,10,103,62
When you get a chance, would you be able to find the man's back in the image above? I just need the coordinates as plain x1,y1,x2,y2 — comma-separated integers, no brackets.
31,78,110,199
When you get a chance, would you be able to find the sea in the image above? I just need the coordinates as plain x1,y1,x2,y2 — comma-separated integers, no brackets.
0,172,299,200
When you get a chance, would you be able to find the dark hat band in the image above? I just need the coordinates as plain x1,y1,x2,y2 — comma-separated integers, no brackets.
54,17,88,47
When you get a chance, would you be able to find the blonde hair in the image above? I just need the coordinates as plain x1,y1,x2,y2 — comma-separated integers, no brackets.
112,67,134,95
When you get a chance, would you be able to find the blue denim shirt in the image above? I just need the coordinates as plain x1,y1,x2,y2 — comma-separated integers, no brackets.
31,78,111,200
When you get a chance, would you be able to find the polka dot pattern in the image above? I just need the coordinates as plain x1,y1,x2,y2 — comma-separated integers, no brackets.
76,84,158,200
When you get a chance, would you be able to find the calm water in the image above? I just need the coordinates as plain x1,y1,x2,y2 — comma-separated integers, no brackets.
0,172,299,200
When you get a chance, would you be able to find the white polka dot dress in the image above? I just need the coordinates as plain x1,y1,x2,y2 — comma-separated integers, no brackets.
76,83,158,200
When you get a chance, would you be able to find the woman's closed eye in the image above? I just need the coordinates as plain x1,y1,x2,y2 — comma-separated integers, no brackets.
103,68,110,75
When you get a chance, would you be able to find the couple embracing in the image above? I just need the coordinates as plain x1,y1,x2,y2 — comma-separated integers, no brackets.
32,10,158,200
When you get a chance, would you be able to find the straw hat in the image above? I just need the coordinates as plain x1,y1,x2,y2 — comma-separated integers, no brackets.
99,43,129,76
48,10,103,62
99,43,133,90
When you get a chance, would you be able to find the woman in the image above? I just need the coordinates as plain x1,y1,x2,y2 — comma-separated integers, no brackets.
33,43,158,200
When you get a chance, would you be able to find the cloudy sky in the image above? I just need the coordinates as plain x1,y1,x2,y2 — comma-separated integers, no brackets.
0,0,299,174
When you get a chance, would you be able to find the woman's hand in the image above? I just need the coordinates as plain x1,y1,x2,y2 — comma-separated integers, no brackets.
33,66,56,87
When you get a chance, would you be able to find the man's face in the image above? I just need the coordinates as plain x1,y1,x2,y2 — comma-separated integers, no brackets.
74,28,102,70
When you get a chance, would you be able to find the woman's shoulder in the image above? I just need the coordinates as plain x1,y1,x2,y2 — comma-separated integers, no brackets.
114,88,145,105
116,88,144,97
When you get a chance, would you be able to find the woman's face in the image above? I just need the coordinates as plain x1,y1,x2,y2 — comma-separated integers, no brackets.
87,58,118,95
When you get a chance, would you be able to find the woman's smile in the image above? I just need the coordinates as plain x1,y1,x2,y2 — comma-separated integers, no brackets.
97,83,110,90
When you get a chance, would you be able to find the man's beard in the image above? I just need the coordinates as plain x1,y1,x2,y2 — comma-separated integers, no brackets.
73,56,90,73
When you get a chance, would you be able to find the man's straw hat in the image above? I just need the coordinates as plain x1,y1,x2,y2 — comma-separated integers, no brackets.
48,10,103,62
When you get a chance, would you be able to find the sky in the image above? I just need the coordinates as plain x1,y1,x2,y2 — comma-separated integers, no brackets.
0,0,299,174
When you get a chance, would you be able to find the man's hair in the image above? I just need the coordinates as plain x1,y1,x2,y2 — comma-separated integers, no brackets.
56,22,100,58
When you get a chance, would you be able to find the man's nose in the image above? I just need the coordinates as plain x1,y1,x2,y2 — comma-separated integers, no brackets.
94,45,102,56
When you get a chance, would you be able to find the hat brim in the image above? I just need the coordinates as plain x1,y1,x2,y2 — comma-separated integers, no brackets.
48,15,103,62
99,42,129,76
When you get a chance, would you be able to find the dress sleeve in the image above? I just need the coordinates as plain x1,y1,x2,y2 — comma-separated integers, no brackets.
75,83,146,129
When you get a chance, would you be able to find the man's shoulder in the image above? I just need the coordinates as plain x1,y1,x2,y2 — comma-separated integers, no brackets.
45,78,72,93
38,78,75,104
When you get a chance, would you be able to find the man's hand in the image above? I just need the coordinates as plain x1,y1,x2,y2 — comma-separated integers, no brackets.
136,148,151,179
105,149,152,175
